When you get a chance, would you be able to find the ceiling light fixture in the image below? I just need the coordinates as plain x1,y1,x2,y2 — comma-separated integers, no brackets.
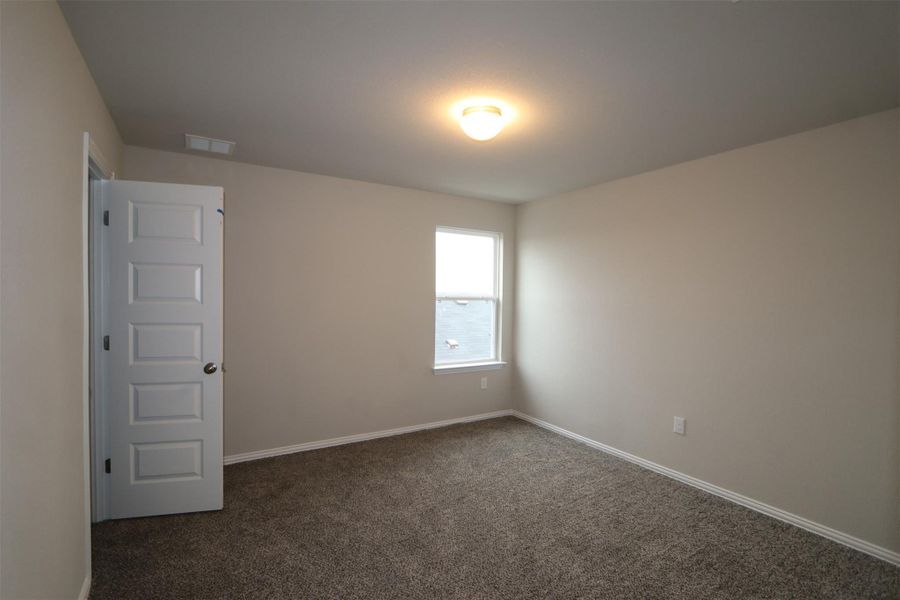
459,105,504,141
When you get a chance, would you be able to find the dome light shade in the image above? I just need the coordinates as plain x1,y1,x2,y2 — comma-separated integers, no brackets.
459,105,504,141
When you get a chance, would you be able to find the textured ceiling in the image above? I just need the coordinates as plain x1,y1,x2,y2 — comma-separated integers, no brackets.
61,1,899,203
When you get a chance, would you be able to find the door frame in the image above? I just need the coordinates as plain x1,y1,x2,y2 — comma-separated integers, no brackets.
82,132,115,537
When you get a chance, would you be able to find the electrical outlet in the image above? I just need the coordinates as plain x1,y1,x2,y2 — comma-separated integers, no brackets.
480,377,488,390
673,416,686,435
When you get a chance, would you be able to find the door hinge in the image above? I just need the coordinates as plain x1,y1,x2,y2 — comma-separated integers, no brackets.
103,335,110,351
103,210,109,226
105,458,111,474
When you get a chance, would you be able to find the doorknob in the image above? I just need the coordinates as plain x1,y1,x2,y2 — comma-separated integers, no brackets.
203,362,218,375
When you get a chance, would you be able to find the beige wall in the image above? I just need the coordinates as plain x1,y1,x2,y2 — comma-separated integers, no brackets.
122,146,516,457
515,109,900,553
1,2,123,598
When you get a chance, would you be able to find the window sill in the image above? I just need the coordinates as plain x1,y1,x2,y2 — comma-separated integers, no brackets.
433,361,507,375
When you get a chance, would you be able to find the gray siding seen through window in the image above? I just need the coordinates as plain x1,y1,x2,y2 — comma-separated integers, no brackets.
434,299,495,364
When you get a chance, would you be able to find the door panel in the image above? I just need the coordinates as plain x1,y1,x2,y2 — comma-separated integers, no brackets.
131,263,203,304
131,383,203,423
103,180,223,519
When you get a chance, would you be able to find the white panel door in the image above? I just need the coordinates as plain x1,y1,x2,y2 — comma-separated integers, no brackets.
103,179,223,519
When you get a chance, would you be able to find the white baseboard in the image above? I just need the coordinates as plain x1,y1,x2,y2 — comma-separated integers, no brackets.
511,410,900,567
78,573,91,600
223,409,514,465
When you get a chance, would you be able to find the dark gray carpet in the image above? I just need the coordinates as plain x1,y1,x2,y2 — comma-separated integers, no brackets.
91,417,899,599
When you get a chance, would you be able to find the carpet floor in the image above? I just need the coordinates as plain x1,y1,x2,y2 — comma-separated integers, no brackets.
91,417,899,599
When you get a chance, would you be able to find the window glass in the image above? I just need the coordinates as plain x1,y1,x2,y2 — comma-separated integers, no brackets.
434,299,496,364
434,229,500,366
436,231,495,297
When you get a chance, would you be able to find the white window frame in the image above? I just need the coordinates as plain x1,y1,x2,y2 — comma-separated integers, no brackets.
433,226,506,374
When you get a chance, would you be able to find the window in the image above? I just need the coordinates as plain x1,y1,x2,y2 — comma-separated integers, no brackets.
434,228,502,369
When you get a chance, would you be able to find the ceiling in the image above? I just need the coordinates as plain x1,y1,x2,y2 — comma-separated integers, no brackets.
61,1,899,203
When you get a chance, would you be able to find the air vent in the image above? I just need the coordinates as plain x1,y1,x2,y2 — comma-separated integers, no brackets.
185,134,235,155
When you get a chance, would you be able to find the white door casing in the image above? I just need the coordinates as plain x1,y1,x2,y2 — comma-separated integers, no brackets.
102,180,223,519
